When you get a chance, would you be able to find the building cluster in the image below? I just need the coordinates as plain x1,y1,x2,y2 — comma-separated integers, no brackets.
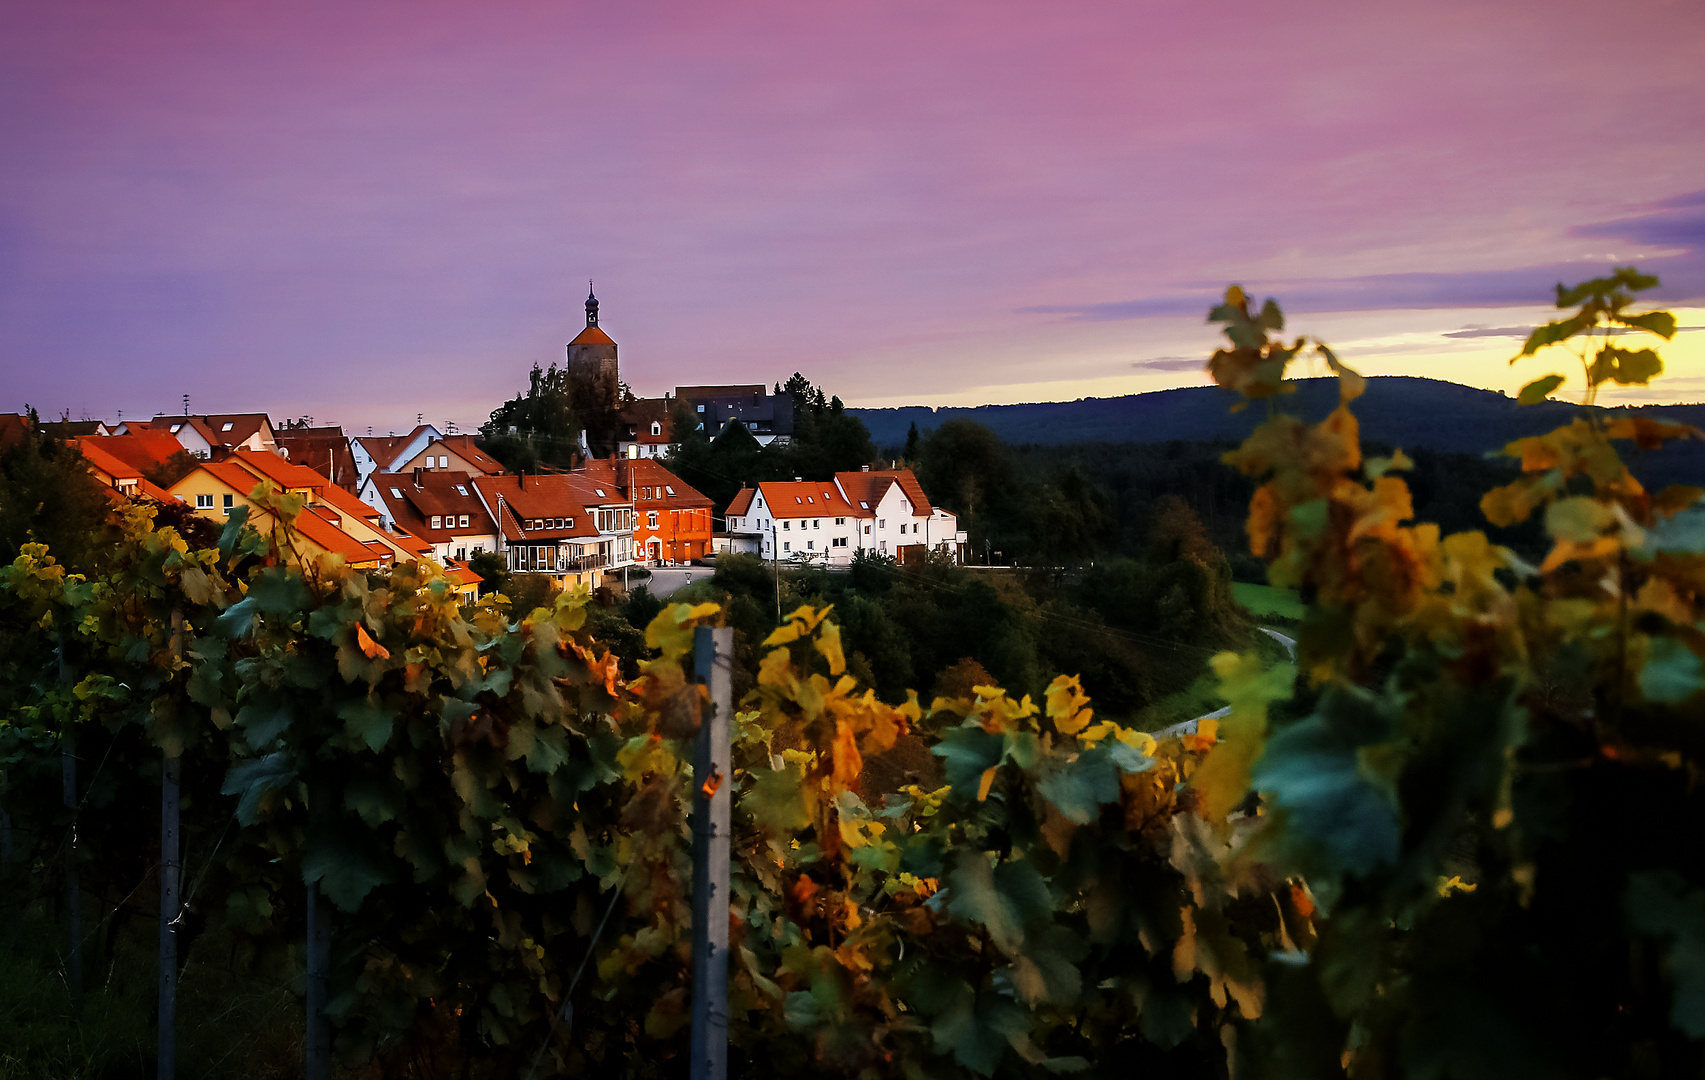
10,289,967,590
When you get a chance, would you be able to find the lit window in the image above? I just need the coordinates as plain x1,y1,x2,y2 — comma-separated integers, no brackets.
195,494,213,509
696,404,705,413
533,519,542,529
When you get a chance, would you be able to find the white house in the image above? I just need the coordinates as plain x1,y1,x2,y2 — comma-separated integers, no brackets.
724,467,967,568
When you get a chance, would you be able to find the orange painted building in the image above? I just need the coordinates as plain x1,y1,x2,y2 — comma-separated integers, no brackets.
619,458,713,565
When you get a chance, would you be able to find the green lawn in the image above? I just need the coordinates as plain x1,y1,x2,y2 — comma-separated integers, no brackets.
1232,582,1306,621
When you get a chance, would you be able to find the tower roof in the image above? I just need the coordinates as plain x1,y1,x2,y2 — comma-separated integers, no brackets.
569,324,616,346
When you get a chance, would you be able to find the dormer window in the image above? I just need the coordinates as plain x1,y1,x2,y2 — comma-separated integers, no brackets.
430,516,442,529
221,422,234,432
650,421,661,436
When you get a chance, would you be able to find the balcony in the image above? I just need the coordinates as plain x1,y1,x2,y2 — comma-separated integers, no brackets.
561,552,608,572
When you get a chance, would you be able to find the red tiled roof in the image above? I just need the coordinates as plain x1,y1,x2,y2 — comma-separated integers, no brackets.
569,325,616,346
76,439,144,483
0,414,27,451
836,469,932,516
82,432,186,473
436,435,505,475
228,449,330,491
624,458,712,509
725,488,755,517
754,481,858,519
470,474,599,542
372,472,497,542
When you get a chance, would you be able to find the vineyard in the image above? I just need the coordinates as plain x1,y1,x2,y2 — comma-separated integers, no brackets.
4,269,1705,1078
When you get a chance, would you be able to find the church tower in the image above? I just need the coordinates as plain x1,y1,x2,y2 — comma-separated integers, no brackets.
567,283,620,411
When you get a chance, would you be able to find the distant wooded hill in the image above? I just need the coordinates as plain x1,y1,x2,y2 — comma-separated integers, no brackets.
852,375,1705,486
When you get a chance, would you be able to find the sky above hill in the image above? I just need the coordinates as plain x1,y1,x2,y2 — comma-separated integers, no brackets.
3,0,1704,435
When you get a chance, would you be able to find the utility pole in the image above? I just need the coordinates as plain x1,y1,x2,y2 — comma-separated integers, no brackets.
771,521,780,625
690,628,733,1080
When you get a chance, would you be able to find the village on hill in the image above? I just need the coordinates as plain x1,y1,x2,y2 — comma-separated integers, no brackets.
5,289,968,600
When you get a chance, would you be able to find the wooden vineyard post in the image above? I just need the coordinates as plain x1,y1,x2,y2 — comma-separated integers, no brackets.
158,751,181,1079
690,627,733,1080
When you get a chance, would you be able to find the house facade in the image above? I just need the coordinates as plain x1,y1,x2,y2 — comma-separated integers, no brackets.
725,467,967,567
145,414,278,458
469,473,633,591
391,434,506,477
675,384,794,446
624,458,713,564
362,470,500,565
351,424,441,487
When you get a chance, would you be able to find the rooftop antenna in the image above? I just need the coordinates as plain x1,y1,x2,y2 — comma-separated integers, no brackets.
183,394,190,417
417,413,423,426
367,425,373,437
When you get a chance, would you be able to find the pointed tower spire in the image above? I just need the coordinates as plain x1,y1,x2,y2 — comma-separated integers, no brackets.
585,280,599,327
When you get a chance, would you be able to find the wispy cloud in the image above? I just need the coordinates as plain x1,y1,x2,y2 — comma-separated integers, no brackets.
1029,193,1705,325
1132,355,1205,371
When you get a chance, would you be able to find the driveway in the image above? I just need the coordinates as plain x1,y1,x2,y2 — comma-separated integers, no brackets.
640,565,717,598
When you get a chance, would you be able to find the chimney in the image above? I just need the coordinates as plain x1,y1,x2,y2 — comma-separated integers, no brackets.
615,456,629,493
413,467,422,487
861,464,870,472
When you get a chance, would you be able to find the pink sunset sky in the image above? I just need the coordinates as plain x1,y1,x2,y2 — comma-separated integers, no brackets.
3,0,1704,435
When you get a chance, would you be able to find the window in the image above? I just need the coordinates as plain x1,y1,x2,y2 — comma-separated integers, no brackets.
595,488,607,497
651,421,661,436
648,511,658,530
665,485,676,496
455,484,468,495
783,521,790,530
455,547,466,561
222,494,234,514
221,422,234,432
813,519,820,529
390,487,402,498
439,456,448,468
473,545,483,555
696,404,705,413
807,540,814,550
833,537,848,548
195,494,213,509
565,518,573,529
430,516,442,529
807,496,814,504
878,519,886,529
864,525,871,534
783,542,791,552
533,519,542,530
859,501,870,510
835,517,845,525
459,515,469,528
170,423,182,433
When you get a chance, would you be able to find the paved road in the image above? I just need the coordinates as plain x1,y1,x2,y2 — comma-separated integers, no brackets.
1152,629,1298,739
639,566,717,598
